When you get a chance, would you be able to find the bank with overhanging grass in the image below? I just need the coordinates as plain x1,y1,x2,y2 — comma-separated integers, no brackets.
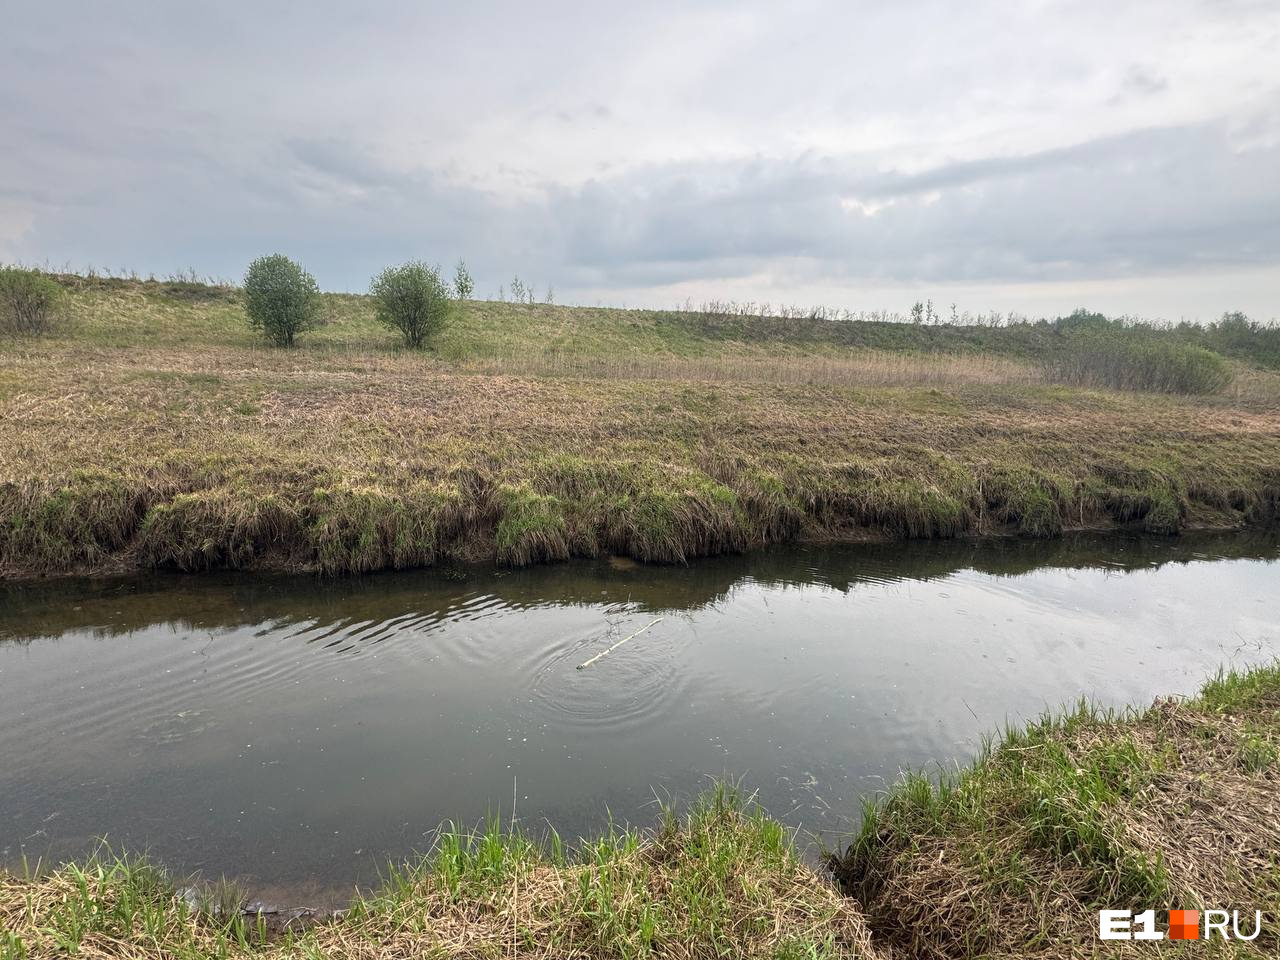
5,663,1279,959
0,275,1278,578
830,662,1280,958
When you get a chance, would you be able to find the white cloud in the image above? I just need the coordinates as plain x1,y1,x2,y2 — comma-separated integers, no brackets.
1,0,1277,318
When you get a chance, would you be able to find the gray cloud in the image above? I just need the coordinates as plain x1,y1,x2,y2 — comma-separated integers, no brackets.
545,117,1280,286
1,1,1277,317
1114,65,1170,101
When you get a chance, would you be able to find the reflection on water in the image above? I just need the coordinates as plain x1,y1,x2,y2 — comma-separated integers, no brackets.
1,532,1277,903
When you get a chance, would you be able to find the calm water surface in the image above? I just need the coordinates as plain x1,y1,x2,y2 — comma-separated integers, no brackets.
1,532,1277,903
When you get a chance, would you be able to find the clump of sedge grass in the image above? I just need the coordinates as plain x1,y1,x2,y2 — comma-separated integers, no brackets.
1042,332,1234,395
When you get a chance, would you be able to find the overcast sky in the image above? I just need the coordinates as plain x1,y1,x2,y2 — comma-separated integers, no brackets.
3,1,1278,320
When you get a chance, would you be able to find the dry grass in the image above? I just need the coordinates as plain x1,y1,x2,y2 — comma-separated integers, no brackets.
1,340,1278,575
1223,366,1280,405
1,279,1278,576
1,787,883,960
455,350,1044,389
832,664,1280,959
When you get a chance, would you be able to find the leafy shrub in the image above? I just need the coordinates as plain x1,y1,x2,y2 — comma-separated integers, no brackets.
453,259,474,300
242,254,320,347
1052,309,1112,333
1203,311,1280,368
1043,332,1233,394
370,261,454,349
0,267,64,336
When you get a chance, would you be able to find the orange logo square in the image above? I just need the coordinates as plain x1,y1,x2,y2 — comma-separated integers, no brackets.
1169,910,1199,940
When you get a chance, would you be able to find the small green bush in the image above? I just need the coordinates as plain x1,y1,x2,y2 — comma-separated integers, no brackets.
453,259,474,300
1043,332,1233,395
242,254,320,347
370,261,454,349
1204,311,1280,368
0,267,64,336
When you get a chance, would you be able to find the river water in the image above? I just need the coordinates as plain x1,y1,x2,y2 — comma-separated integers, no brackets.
1,532,1277,904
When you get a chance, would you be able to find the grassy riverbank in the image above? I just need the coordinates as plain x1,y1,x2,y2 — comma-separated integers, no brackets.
831,663,1280,958
4,664,1279,959
1,276,1278,577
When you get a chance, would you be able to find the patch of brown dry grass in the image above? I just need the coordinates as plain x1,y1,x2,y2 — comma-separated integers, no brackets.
456,349,1045,389
1,339,1278,576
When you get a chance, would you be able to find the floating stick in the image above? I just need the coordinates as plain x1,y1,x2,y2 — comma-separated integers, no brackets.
576,617,664,670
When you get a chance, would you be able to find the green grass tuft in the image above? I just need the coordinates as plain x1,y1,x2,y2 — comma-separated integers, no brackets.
3,784,878,959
